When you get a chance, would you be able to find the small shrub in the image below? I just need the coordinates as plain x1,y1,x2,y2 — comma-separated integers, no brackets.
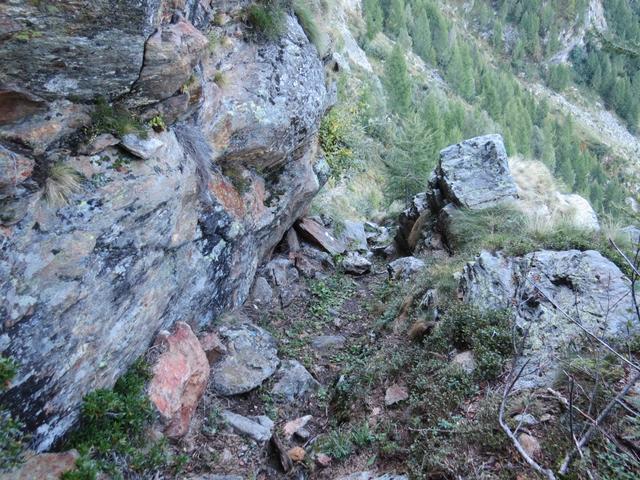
44,163,83,206
148,115,166,132
0,356,25,472
91,98,145,138
245,1,286,41
320,429,353,460
64,359,177,478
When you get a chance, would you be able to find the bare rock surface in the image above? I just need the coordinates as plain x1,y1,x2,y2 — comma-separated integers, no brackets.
271,360,320,401
388,257,426,280
459,249,636,388
2,450,79,480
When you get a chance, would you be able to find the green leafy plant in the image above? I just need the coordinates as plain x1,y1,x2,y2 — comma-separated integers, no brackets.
148,115,166,132
0,356,25,472
320,429,353,460
91,98,145,138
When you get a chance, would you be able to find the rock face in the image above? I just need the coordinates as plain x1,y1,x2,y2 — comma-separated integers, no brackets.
2,450,79,480
0,3,330,450
428,134,518,211
459,249,636,388
148,322,209,438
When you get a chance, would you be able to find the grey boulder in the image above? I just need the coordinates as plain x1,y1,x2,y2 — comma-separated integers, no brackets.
120,133,164,160
459,249,636,388
271,360,320,401
342,253,372,275
212,322,280,395
339,220,368,252
428,134,518,210
388,256,426,280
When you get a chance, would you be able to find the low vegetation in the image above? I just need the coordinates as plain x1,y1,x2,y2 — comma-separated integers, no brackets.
245,0,286,41
0,356,25,472
44,162,83,206
90,98,145,139
62,359,186,480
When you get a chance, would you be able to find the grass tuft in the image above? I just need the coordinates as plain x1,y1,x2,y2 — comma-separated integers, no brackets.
44,163,83,206
245,1,286,41
293,0,321,49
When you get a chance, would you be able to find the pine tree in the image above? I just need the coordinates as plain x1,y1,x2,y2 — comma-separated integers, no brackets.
412,9,435,62
384,112,438,204
386,0,406,38
384,44,412,114
363,0,384,40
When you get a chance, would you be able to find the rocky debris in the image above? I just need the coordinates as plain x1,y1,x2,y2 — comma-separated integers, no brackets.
221,411,274,442
271,433,294,472
387,257,426,280
452,351,476,374
78,133,120,155
148,322,210,438
249,276,273,306
287,446,306,462
339,220,368,252
427,134,518,211
342,253,372,275
286,228,301,252
120,133,164,159
311,335,347,352
459,249,636,388
271,360,320,402
187,475,243,480
337,473,408,480
513,413,538,426
283,415,313,439
265,257,301,307
296,217,346,255
212,322,280,395
2,450,79,480
518,433,542,460
199,332,227,365
384,384,409,406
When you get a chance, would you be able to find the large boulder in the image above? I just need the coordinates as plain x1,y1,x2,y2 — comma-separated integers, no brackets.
0,6,330,451
459,249,636,388
428,134,518,211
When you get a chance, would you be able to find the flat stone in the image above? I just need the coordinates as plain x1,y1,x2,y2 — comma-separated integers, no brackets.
384,384,408,406
339,220,368,252
249,276,273,306
120,133,163,159
452,351,475,374
513,413,538,426
79,133,120,155
388,257,425,280
212,322,279,395
342,253,372,275
311,335,346,352
148,322,210,438
296,217,346,255
222,411,274,442
283,415,313,439
272,360,320,401
2,450,79,480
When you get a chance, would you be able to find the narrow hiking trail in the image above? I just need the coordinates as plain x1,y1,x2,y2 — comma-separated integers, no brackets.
170,254,415,479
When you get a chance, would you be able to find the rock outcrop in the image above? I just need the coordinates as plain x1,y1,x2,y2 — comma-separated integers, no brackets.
0,1,331,450
459,249,636,388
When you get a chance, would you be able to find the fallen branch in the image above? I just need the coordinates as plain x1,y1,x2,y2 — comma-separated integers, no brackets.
499,359,557,480
559,371,640,475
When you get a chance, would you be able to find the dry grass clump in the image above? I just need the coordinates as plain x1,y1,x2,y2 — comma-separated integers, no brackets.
44,162,82,206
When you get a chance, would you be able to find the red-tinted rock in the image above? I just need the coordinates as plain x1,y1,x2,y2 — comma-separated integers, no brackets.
3,450,79,480
385,384,408,406
148,322,209,438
